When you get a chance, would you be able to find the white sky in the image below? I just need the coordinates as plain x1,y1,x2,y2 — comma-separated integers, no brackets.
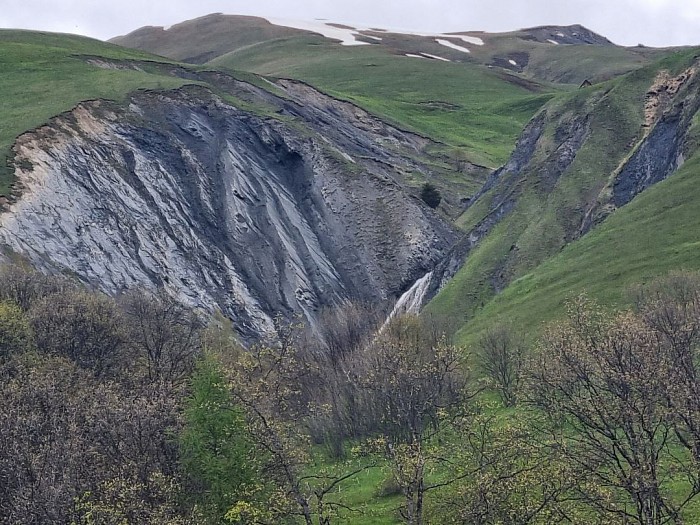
0,0,698,48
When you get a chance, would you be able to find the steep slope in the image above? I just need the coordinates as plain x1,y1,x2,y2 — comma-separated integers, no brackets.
0,30,190,195
0,73,458,341
111,14,675,176
459,138,700,345
111,14,565,171
423,48,700,333
207,38,554,170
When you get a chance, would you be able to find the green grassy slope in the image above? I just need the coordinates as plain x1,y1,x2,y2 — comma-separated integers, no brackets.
210,36,557,168
0,30,192,195
457,147,700,345
520,43,666,84
463,28,668,84
110,15,676,176
426,48,700,345
109,13,306,64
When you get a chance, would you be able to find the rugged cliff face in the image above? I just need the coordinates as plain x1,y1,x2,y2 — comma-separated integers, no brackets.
0,82,457,340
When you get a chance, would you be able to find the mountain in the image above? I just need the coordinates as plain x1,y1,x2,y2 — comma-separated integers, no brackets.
0,15,698,346
112,14,667,85
109,14,306,64
424,48,700,342
0,31,456,341
3,14,700,523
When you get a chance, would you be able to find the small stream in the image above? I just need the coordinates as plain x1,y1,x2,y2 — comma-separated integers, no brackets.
384,270,434,324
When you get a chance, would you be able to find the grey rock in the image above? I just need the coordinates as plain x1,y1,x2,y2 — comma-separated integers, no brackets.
0,86,457,341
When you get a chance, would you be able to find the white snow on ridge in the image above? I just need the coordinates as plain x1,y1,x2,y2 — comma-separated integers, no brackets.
508,59,517,66
263,17,370,46
450,35,484,45
547,39,560,45
405,53,427,59
435,38,471,54
263,17,485,48
422,53,451,62
380,28,483,45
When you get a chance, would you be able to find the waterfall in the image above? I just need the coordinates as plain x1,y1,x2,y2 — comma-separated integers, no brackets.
385,271,433,322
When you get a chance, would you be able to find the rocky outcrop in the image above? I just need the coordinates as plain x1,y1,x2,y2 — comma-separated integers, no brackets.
0,84,457,341
520,25,614,46
613,66,700,207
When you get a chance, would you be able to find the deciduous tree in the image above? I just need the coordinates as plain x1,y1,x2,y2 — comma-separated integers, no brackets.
529,295,699,525
476,324,523,406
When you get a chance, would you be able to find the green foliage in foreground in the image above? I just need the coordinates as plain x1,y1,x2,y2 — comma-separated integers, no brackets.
180,355,256,523
3,264,700,523
0,30,187,195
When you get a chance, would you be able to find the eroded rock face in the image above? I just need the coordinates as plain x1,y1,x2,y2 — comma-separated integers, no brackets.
0,87,457,340
613,66,700,208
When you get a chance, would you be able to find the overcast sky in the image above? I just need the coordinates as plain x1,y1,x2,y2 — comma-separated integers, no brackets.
1,0,699,48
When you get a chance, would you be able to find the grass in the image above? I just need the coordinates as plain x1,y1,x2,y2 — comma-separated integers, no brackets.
468,35,669,84
109,13,306,64
111,15,677,172
210,35,560,168
456,147,700,346
334,465,401,525
3,24,700,523
425,47,700,341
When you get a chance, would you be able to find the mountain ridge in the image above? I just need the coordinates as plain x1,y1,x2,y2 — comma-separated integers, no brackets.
0,22,697,346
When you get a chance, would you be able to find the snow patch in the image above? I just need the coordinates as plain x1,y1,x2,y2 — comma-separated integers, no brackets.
264,17,370,46
451,35,484,45
436,38,471,54
365,35,383,41
556,31,565,37
386,29,483,45
508,59,517,66
421,53,451,62
262,18,484,48
547,39,560,45
405,53,427,59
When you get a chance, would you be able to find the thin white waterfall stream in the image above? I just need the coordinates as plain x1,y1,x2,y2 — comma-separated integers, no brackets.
382,271,434,329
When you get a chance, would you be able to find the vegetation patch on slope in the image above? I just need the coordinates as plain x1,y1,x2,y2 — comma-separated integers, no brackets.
456,146,700,346
426,48,700,339
210,36,558,168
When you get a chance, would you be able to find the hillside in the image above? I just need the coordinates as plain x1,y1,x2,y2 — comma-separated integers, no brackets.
110,14,307,63
1,15,695,353
0,29,467,342
112,14,668,86
425,47,700,343
2,12,700,525
110,14,675,185
0,30,192,195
